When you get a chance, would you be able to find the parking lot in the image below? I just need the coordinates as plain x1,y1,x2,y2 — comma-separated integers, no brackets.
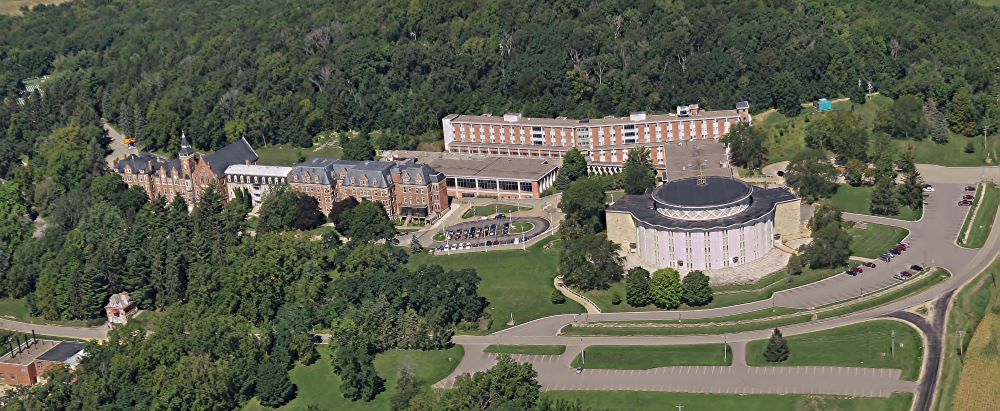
433,216,550,252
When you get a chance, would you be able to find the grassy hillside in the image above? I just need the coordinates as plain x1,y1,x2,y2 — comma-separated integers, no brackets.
953,311,1000,409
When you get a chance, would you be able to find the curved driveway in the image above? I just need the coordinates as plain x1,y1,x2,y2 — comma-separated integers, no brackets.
443,178,1000,401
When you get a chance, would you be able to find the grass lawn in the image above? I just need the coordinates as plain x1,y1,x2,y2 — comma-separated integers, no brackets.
461,204,531,219
255,144,342,166
848,222,909,258
746,320,923,381
596,307,803,325
408,236,583,333
960,183,1000,248
935,256,1000,410
484,345,565,355
509,221,533,234
584,266,840,313
0,298,99,327
543,391,913,411
824,185,921,221
561,313,815,337
571,344,732,369
243,345,462,411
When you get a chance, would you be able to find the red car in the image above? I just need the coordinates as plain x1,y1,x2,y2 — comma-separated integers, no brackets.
863,262,876,268
899,271,913,279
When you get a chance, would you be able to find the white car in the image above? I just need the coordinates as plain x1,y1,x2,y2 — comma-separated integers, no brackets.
922,185,935,192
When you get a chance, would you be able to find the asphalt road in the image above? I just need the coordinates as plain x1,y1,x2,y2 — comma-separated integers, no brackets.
442,177,1000,400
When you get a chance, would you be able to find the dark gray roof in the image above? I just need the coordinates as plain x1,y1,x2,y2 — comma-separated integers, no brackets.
736,101,750,110
37,341,84,362
290,158,343,185
609,186,797,230
653,176,752,208
342,161,394,188
202,137,258,177
396,163,444,184
115,153,164,174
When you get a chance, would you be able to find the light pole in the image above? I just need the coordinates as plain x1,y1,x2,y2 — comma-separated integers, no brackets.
891,330,896,359
722,336,727,364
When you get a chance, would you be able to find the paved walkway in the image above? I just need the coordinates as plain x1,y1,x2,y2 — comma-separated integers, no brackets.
554,277,601,314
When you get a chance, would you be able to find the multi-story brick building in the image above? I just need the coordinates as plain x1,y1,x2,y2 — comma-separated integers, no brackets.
114,134,259,206
288,158,449,221
442,102,750,177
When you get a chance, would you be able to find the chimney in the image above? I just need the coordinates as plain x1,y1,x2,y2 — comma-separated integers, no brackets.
245,159,252,165
690,104,700,115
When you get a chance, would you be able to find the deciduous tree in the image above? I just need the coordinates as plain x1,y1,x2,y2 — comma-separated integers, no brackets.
649,268,681,309
625,267,652,307
681,270,713,306
622,147,655,195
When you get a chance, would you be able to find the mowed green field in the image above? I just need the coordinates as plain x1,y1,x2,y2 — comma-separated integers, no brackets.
848,223,909,258
409,237,583,333
542,391,913,411
824,185,922,221
572,344,732,369
745,320,923,381
243,345,463,411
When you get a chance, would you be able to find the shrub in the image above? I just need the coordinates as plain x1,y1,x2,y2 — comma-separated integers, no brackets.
551,289,566,304
610,291,622,305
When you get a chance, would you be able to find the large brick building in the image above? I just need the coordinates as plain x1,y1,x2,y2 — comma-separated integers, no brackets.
288,158,449,221
442,102,750,177
0,337,85,386
114,133,259,206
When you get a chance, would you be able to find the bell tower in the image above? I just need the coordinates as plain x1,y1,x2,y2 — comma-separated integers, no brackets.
179,131,195,177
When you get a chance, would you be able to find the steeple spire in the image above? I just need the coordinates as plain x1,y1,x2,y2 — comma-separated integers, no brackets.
179,131,193,157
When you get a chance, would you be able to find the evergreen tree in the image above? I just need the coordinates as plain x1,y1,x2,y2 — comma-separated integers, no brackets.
555,148,588,191
923,98,949,144
786,254,803,276
625,267,652,307
550,289,566,304
622,147,655,195
870,176,899,216
649,268,682,309
256,358,296,407
158,194,191,308
681,270,713,306
898,170,925,210
850,82,867,105
949,87,979,137
763,328,790,362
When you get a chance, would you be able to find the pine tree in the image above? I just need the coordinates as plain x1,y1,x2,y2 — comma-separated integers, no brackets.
256,358,296,407
786,254,803,276
681,270,713,306
948,87,978,137
763,328,790,362
622,147,655,195
625,267,652,307
898,171,925,210
923,98,949,144
649,268,681,309
870,177,899,216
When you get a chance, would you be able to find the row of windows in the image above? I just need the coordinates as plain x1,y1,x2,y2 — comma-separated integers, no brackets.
458,119,735,148
446,178,532,192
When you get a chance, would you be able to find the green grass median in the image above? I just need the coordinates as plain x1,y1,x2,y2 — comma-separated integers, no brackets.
745,320,923,381
849,223,909,259
570,344,732,369
959,183,1000,248
824,185,921,221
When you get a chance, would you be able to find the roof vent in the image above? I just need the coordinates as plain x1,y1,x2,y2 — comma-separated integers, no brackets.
629,111,647,121
503,112,521,122
676,105,691,117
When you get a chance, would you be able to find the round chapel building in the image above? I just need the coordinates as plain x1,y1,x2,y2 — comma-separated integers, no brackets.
606,176,801,272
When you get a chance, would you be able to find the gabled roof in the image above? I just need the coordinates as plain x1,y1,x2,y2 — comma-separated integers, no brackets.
105,292,133,309
396,163,445,184
342,161,395,188
202,137,258,177
115,153,166,174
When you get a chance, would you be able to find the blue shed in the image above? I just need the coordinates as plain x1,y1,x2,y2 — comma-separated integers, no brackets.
817,98,833,112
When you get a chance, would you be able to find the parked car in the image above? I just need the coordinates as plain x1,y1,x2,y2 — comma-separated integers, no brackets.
851,267,863,274
847,268,860,276
495,214,506,219
965,185,977,191
958,200,974,206
963,194,975,200
863,262,877,268
922,185,935,192
893,273,906,281
899,271,913,279
910,264,924,271
880,255,893,263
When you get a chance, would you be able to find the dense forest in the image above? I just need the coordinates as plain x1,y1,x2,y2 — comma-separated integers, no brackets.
1,0,999,161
